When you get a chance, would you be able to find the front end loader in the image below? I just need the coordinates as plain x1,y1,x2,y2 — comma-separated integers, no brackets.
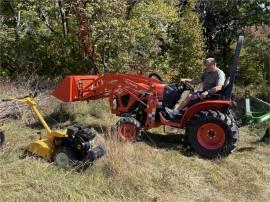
52,36,244,158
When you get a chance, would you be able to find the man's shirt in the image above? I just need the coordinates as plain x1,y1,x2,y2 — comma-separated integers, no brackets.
200,68,226,91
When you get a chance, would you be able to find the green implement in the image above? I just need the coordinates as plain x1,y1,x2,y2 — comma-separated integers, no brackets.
242,90,270,124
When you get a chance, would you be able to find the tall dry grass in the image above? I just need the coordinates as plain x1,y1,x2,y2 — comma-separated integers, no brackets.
0,80,269,201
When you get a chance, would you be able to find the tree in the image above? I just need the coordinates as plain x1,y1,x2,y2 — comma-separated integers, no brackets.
70,0,99,74
196,0,270,73
0,0,92,76
167,0,205,80
0,0,205,79
239,26,270,84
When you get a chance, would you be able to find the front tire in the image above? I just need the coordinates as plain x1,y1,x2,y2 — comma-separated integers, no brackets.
186,110,239,158
116,117,141,142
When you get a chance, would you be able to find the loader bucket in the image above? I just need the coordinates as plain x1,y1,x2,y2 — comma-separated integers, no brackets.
52,75,99,102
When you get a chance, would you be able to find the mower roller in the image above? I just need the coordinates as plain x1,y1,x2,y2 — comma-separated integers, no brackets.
52,36,245,158
2,95,106,168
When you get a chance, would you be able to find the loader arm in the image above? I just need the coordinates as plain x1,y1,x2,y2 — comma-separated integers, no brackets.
52,73,162,102
52,73,164,125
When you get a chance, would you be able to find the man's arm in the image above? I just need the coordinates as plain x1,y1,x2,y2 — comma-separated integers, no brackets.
208,85,223,94
180,78,192,83
208,70,225,94
181,76,202,85
200,71,225,99
200,85,222,99
190,77,203,85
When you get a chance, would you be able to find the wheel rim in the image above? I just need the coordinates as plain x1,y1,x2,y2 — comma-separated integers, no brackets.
118,123,136,141
55,152,71,168
197,123,226,150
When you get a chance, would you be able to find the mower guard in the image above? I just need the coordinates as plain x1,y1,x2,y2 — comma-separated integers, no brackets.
27,138,54,160
180,100,232,126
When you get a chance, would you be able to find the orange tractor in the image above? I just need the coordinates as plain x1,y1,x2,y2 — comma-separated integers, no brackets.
52,36,244,158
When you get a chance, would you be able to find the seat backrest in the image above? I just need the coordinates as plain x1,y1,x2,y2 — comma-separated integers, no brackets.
222,76,230,90
162,84,181,108
215,76,230,96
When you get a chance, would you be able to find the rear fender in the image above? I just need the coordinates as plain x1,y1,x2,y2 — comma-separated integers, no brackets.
180,100,232,126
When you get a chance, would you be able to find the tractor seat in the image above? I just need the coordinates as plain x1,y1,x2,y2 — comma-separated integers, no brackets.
162,84,181,109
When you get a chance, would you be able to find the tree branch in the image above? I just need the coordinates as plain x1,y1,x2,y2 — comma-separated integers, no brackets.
37,8,56,33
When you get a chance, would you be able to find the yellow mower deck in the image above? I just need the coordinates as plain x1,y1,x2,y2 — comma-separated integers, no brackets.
27,138,55,159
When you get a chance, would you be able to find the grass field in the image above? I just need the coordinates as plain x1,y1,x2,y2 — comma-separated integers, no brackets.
0,91,269,201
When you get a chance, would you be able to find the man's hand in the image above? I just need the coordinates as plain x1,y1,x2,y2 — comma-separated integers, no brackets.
180,78,192,83
200,91,208,99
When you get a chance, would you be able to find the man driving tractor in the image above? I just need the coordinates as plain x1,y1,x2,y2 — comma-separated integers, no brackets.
166,57,226,119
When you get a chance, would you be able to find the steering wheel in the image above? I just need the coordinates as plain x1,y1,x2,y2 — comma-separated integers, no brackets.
180,81,194,92
148,73,163,82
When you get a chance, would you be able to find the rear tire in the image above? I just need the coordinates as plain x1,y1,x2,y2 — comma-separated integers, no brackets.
54,146,77,168
116,117,141,142
261,127,270,143
186,110,239,158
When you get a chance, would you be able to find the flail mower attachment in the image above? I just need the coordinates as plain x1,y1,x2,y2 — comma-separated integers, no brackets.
243,91,270,125
242,90,270,143
2,96,106,168
54,124,106,168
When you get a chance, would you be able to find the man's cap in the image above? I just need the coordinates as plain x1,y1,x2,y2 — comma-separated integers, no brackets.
204,58,216,65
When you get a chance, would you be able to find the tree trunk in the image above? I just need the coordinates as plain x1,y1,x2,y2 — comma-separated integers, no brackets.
58,0,68,38
15,10,21,40
71,0,99,74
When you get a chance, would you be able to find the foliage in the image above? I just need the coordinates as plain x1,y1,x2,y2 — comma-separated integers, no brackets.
196,0,270,74
167,0,205,80
0,0,269,85
0,0,204,79
239,31,270,84
0,0,91,77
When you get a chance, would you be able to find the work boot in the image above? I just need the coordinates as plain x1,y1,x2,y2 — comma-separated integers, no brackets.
136,132,143,141
165,107,181,120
